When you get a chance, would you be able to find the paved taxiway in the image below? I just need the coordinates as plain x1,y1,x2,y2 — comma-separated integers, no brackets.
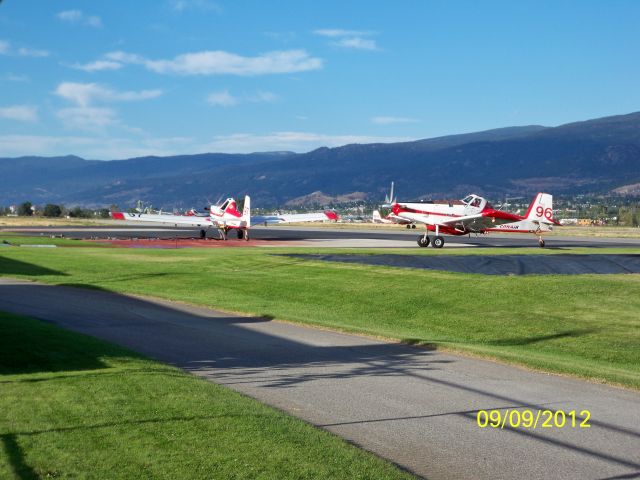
0,279,638,479
5,224,640,249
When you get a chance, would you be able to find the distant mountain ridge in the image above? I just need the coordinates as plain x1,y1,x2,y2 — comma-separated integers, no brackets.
1,112,639,208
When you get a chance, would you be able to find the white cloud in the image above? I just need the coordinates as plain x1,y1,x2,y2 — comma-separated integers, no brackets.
372,116,420,125
314,29,370,38
314,29,379,51
206,90,238,107
206,90,278,107
201,131,414,153
57,107,117,131
333,37,377,51
54,82,162,107
53,83,162,133
0,40,49,57
170,0,221,13
252,91,278,103
0,134,195,159
104,51,144,63
0,105,38,122
57,10,83,22
0,131,414,159
101,49,322,76
72,60,123,72
2,73,30,82
17,46,50,57
86,16,102,27
57,10,102,28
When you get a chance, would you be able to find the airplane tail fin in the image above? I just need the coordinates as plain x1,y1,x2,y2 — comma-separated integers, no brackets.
372,210,382,222
525,193,555,224
242,195,251,228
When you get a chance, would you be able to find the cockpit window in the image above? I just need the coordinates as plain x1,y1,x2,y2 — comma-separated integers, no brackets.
220,200,229,210
462,195,473,204
471,198,482,207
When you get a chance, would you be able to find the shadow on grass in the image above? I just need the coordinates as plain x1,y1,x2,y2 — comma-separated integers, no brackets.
487,328,600,347
0,312,115,375
0,256,66,277
1,413,261,480
0,433,38,480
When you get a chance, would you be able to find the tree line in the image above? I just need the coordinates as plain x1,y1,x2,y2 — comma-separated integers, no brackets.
1,201,113,218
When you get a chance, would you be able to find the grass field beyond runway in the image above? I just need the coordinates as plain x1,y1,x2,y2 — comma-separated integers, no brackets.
0,311,411,479
0,239,639,388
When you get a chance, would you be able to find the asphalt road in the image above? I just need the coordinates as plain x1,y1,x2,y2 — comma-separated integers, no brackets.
5,224,640,249
0,279,638,479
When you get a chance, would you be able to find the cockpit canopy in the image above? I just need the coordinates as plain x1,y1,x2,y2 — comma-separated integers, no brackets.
461,194,488,209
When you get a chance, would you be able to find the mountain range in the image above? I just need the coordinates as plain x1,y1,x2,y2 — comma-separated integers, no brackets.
1,111,639,208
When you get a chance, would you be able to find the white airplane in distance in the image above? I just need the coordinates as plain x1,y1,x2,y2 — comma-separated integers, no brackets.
392,192,559,248
372,209,416,228
111,195,338,240
372,181,417,228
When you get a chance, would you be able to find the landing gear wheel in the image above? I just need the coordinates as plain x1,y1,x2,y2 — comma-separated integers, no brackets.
538,238,545,248
237,229,244,240
406,224,411,229
199,229,206,239
417,236,430,247
432,236,445,248
411,224,417,229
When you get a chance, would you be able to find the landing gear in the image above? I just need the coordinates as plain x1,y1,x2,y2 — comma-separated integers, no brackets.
538,237,545,248
406,224,417,229
199,229,206,239
406,224,412,229
417,235,430,247
218,228,228,241
432,236,445,248
244,230,249,241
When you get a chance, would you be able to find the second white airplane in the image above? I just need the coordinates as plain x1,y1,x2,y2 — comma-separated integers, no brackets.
111,195,338,240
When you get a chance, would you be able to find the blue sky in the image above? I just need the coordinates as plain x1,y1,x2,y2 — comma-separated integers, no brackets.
1,0,639,159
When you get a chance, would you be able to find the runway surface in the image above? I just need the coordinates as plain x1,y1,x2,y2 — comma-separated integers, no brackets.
285,253,640,275
4,224,640,249
0,279,638,479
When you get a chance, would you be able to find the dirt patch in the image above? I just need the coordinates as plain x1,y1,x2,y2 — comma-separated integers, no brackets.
89,238,284,249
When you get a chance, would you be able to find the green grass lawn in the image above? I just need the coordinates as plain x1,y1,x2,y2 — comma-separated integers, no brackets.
0,239,639,389
0,311,412,480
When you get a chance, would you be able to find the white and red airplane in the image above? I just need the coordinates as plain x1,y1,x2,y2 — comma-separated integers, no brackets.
111,195,338,240
392,192,559,248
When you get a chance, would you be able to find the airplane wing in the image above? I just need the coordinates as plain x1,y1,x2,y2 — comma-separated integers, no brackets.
251,211,338,225
111,212,213,227
419,209,521,225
